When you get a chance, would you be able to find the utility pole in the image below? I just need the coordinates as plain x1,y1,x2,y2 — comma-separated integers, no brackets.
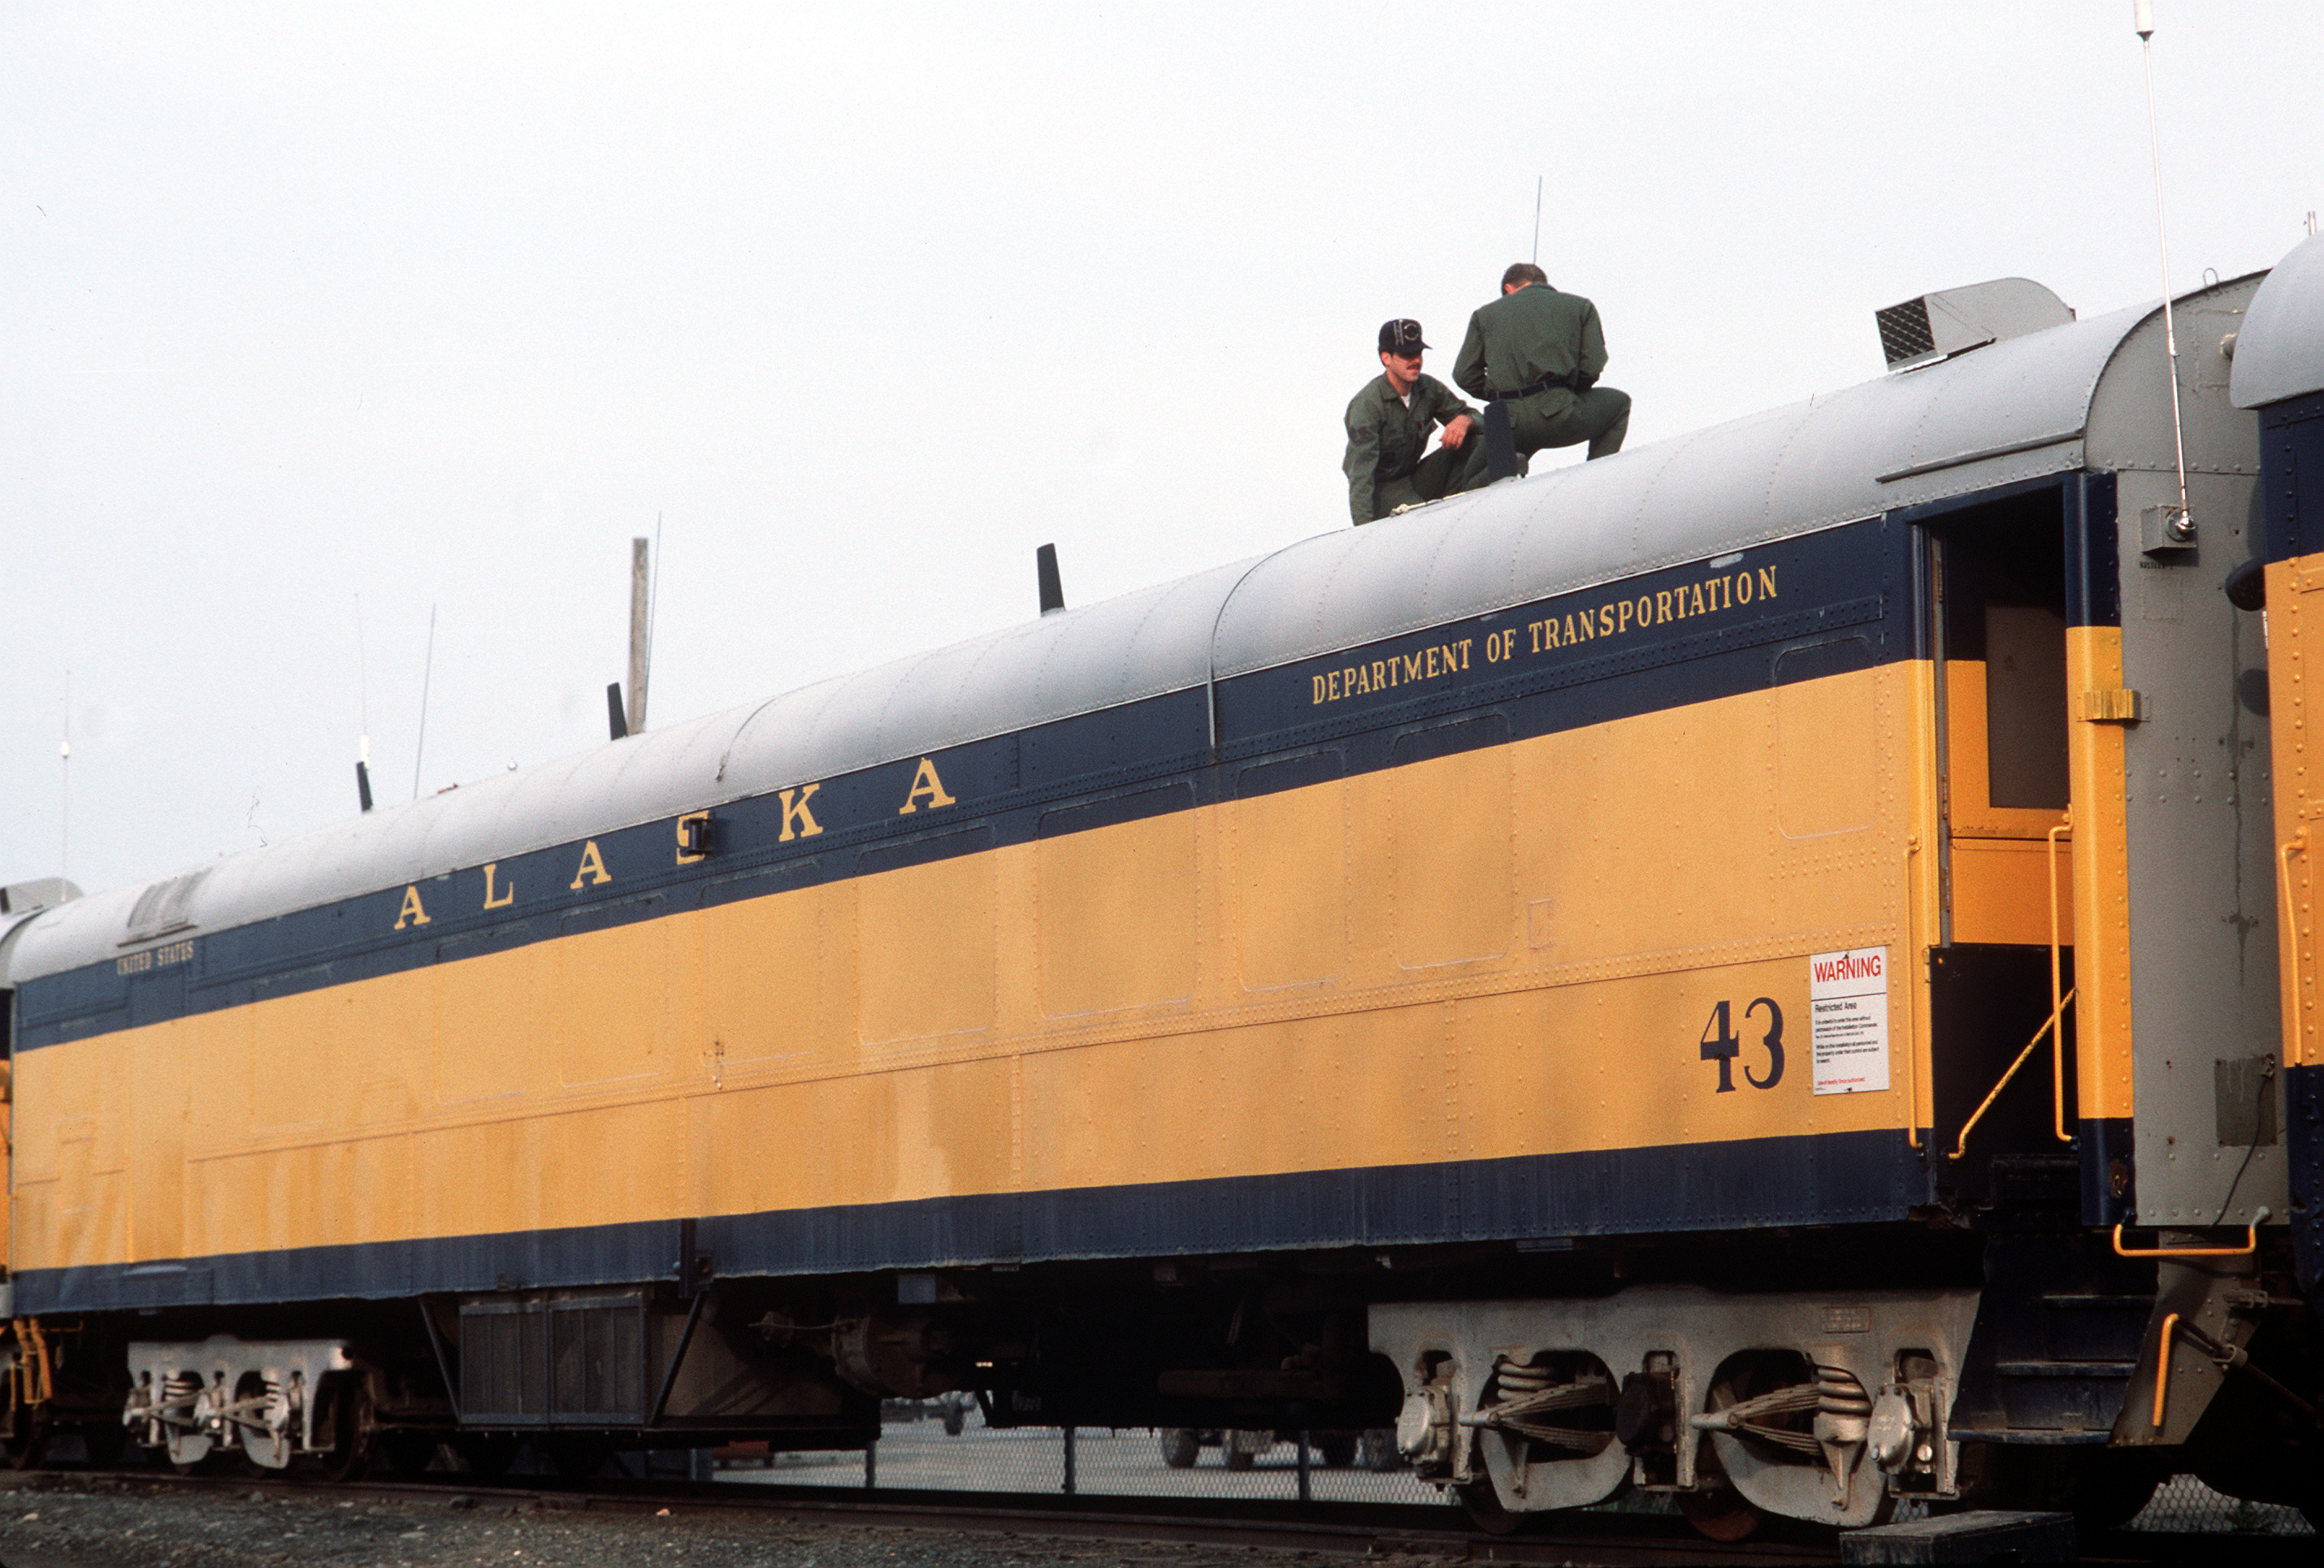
627,537,651,735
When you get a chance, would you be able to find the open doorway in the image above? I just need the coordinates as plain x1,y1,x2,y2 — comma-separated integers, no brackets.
1934,490,2072,946
1923,487,2079,1196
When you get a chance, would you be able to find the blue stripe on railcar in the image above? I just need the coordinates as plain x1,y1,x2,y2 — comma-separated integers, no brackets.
11,1126,1926,1315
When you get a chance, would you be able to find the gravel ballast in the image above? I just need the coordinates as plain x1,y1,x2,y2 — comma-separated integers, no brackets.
0,1473,1442,1568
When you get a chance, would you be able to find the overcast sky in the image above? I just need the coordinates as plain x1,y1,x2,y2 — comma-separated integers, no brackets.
4,2,2317,900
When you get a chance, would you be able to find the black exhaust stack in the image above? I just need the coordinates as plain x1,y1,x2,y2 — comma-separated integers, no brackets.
607,682,629,740
1037,543,1065,616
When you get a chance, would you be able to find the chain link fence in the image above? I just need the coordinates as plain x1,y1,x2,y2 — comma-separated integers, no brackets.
2127,1474,2312,1536
713,1405,2315,1538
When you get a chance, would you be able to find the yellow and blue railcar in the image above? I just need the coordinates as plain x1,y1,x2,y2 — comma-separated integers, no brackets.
2,247,2321,1531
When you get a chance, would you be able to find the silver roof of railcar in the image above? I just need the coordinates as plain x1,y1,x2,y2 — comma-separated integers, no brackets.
2232,232,2324,409
7,280,2239,985
0,881,79,985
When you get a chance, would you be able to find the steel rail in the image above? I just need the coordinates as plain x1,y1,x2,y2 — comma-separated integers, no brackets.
18,1462,2320,1562
41,1466,1835,1566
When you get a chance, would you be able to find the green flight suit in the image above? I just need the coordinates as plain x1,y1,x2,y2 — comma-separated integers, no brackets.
1452,284,1630,461
1342,372,1488,526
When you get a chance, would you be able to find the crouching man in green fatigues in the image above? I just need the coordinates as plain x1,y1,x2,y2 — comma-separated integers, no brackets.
1454,262,1630,466
1342,318,1489,526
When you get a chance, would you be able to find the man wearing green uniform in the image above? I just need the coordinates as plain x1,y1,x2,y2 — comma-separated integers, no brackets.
1453,263,1630,467
1342,318,1489,526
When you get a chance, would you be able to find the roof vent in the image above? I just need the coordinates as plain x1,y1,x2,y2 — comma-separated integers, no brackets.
123,868,210,946
0,879,79,917
1875,278,2074,370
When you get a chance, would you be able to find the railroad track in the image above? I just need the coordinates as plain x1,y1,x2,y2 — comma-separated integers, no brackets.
10,1466,2309,1565
21,1466,1834,1565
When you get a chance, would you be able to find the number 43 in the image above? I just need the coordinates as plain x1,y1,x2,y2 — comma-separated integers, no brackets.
1698,998,1784,1093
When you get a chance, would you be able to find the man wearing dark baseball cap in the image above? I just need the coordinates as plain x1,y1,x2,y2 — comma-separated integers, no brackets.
1341,318,1489,526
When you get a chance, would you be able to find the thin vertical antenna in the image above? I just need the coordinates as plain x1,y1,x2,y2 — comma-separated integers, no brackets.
649,512,664,656
411,604,437,801
59,669,71,886
1531,176,1543,266
2135,1,2192,529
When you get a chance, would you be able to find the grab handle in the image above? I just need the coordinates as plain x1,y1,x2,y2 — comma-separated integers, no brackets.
2113,1206,2270,1258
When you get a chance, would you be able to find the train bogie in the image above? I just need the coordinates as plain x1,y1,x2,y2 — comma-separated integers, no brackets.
1374,1286,1977,1527
122,1336,352,1469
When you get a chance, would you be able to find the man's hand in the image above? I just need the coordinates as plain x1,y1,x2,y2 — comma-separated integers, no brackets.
1440,414,1475,450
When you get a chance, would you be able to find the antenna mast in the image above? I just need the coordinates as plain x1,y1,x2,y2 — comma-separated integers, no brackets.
1531,176,1543,266
411,604,437,801
627,536,652,735
2135,0,2193,535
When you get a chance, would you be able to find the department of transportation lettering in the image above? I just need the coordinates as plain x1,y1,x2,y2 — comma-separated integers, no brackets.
1310,563,1780,707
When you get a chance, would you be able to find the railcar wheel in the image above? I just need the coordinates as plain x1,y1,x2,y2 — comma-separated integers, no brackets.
1224,1446,1255,1471
1676,1485,1765,1543
1316,1430,1358,1468
236,1371,291,1470
2,1411,48,1472
318,1378,373,1483
165,1436,216,1473
1454,1472,1526,1536
1156,1428,1199,1469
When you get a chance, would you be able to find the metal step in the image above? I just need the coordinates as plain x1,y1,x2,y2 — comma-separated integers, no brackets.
1994,1360,2138,1379
1841,1509,2078,1565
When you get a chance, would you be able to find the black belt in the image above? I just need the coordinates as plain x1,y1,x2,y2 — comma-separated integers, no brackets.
1493,376,1569,401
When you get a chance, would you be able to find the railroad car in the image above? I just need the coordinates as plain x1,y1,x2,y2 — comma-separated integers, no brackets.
4,236,2323,1539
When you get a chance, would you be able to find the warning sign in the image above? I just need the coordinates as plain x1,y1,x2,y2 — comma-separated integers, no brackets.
1810,946,1890,1095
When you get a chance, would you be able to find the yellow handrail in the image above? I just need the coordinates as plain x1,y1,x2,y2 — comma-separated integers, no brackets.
2151,1312,2179,1427
8,1318,51,1408
1906,836,1922,1149
2113,1206,2270,1259
2047,817,2072,1142
1949,990,2077,1160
